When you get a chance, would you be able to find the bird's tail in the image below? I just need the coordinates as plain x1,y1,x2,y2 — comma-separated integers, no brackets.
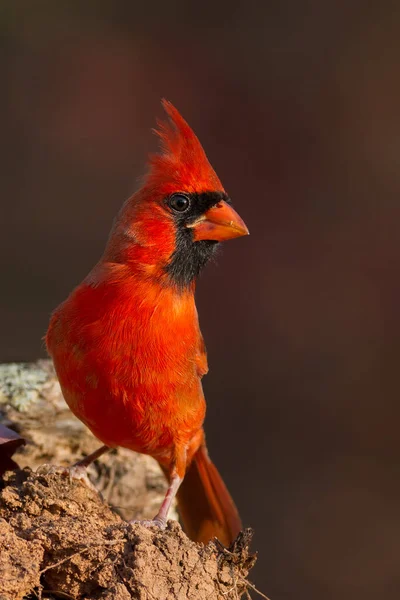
175,443,242,546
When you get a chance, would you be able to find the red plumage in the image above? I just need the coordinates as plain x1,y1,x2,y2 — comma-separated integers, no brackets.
149,99,224,193
46,101,248,545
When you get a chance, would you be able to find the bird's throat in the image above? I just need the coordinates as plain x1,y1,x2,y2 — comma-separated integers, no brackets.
165,232,219,290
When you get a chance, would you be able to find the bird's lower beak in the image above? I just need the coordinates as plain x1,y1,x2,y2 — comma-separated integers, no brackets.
188,200,249,242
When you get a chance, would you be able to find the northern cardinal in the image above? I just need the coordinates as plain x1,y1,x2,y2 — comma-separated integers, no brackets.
46,101,248,545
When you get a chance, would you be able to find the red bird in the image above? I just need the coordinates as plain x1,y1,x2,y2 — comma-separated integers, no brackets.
46,101,249,545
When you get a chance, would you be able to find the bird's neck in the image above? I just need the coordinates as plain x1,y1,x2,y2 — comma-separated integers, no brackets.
84,258,197,328
101,226,216,292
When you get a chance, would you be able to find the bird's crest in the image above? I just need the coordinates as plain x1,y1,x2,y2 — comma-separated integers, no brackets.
145,100,224,194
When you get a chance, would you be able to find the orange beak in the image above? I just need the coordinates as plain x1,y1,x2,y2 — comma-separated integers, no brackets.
188,200,249,242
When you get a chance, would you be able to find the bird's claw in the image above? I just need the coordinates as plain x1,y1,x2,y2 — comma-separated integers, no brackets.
129,517,167,530
36,463,99,493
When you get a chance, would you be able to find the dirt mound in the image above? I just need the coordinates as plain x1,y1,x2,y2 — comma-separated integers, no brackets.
0,469,256,599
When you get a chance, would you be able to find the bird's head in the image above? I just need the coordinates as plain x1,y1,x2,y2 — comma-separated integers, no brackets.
106,100,249,289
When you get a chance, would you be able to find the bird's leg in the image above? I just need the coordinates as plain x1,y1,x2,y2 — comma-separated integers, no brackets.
130,448,186,530
153,473,183,525
73,444,111,469
130,472,183,530
61,444,110,487
37,445,111,492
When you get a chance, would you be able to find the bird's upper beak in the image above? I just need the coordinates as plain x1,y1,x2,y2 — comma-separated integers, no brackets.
187,200,249,242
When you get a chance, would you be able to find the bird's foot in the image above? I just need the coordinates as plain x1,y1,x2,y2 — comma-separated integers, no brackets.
36,463,99,493
129,516,167,530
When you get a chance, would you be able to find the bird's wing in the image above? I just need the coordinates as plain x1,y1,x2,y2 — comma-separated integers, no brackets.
195,334,208,378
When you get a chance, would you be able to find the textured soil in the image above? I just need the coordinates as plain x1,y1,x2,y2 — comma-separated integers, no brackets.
0,469,256,600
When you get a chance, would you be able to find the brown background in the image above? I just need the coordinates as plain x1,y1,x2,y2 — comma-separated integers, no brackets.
2,2,400,598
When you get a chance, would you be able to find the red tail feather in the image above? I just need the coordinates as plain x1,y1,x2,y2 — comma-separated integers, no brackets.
175,444,242,546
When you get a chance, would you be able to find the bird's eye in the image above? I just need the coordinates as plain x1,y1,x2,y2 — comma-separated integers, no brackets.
168,194,190,213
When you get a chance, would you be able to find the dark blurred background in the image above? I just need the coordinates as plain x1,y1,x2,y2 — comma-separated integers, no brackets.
2,1,400,598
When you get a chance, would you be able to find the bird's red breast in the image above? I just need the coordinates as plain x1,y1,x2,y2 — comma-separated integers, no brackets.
48,273,207,467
